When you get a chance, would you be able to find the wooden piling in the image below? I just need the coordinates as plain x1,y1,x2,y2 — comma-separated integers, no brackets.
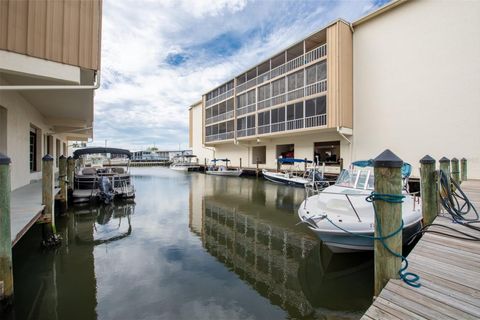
0,153,13,309
439,157,450,187
42,155,56,233
373,149,403,297
304,158,307,172
239,158,242,169
256,158,259,178
451,157,460,185
339,158,344,171
204,158,207,172
461,158,467,182
59,155,67,205
420,155,438,225
67,157,75,191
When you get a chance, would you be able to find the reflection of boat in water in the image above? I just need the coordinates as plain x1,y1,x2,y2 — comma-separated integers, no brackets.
298,244,373,313
199,201,373,319
73,202,135,246
298,161,422,252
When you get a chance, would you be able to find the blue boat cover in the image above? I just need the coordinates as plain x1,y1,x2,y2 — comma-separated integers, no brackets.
352,159,412,178
277,158,313,164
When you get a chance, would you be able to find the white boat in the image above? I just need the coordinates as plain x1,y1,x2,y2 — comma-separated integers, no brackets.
206,159,243,177
170,154,200,171
72,147,135,204
262,158,330,188
297,161,422,253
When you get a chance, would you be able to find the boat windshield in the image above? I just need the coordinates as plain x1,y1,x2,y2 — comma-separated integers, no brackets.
335,168,374,190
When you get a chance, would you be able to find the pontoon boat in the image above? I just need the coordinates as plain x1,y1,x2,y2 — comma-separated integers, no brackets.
72,147,135,204
206,159,243,177
170,154,200,171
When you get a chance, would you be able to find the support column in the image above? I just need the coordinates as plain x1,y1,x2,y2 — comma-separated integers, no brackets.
373,149,403,297
0,153,13,310
67,157,75,191
42,155,55,233
59,155,67,206
439,157,450,186
420,155,438,225
451,158,459,185
461,158,467,182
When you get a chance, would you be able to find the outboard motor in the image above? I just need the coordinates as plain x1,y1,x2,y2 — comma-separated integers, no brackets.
98,176,115,204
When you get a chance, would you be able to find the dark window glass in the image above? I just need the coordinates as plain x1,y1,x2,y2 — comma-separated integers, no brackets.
306,99,315,117
212,125,218,135
295,102,303,119
219,102,226,114
247,115,255,128
317,61,326,81
278,107,285,122
316,96,326,115
227,120,234,132
219,122,226,133
287,104,295,121
271,108,278,123
226,98,234,111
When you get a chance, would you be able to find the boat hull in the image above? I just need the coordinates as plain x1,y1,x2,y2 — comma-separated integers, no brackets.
262,170,308,188
206,170,243,177
305,221,422,253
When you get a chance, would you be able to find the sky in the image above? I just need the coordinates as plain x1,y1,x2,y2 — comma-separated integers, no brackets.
92,0,390,152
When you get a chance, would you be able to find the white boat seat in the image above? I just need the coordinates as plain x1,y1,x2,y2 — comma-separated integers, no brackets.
82,167,97,175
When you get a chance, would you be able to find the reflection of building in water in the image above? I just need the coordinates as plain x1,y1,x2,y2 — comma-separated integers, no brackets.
188,173,373,318
204,202,317,318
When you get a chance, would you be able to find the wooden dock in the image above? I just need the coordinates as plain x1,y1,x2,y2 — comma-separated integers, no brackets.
362,180,480,320
10,180,60,246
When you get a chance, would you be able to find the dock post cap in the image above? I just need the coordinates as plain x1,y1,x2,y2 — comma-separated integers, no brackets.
0,152,11,164
67,156,73,160
419,155,435,164
59,155,66,160
373,149,403,168
451,157,459,162
461,157,467,161
439,156,450,163
42,154,54,161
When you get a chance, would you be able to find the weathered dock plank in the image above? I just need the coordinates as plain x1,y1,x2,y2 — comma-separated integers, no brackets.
362,180,480,320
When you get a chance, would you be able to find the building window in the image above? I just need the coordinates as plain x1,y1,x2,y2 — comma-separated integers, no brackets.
272,78,285,96
29,125,41,172
314,141,340,164
276,144,294,159
305,96,326,116
306,61,327,85
287,70,304,91
252,146,266,164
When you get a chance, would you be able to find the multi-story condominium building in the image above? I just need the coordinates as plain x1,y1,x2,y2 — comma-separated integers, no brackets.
0,0,102,190
190,0,480,178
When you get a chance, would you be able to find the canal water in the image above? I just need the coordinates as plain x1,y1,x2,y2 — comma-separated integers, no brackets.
10,167,373,320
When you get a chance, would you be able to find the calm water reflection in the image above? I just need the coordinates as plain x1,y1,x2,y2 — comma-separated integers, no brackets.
10,167,373,320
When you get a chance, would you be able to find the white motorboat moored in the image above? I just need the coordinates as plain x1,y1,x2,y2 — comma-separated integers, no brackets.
263,158,330,188
298,160,422,253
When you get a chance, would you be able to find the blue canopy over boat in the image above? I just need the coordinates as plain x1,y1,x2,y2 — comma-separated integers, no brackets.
211,158,230,163
351,160,412,178
277,158,313,164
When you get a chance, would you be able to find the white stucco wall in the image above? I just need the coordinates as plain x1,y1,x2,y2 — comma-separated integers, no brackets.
190,104,215,162
353,0,480,178
1,77,69,190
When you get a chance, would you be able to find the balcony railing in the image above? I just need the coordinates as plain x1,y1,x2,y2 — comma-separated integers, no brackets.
257,79,327,111
236,104,256,116
206,89,234,107
257,114,327,135
236,43,327,94
205,131,234,142
205,110,234,125
236,128,255,138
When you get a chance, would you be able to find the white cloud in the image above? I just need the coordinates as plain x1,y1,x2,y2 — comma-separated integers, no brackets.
92,0,388,151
